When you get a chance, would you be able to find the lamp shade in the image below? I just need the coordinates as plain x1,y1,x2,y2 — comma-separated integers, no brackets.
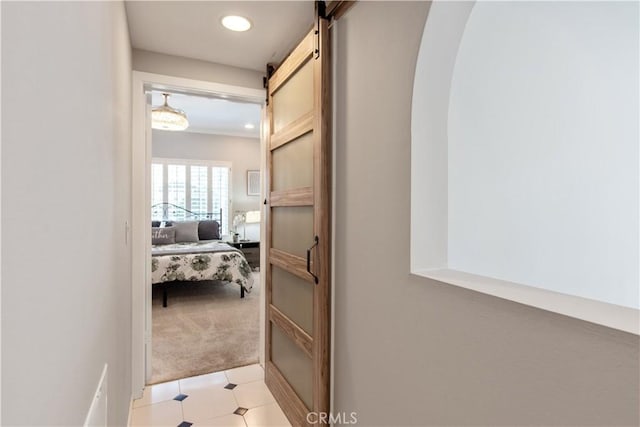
152,93,189,131
245,210,261,223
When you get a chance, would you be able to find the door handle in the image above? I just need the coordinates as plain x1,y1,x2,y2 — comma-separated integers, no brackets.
306,236,319,284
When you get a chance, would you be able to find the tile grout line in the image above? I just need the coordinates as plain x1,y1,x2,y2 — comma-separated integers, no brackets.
243,400,279,412
225,370,242,410
178,379,186,423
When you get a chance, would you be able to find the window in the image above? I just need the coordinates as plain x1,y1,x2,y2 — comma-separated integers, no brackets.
151,164,164,208
209,166,231,234
190,166,208,215
167,165,186,221
151,158,232,234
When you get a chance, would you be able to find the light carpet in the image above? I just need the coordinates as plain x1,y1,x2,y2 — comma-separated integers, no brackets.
150,272,260,384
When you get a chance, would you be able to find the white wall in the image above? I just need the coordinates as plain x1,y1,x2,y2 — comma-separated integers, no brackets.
152,130,261,239
410,1,475,271
333,2,639,425
2,2,132,425
446,1,639,309
412,1,639,309
133,49,264,90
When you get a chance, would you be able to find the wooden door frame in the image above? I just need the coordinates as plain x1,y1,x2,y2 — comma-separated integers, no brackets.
312,13,332,417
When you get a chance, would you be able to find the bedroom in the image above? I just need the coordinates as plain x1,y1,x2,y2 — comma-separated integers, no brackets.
148,90,263,384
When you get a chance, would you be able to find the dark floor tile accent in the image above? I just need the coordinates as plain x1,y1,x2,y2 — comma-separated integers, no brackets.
224,383,237,390
173,393,189,402
233,407,249,416
177,422,193,427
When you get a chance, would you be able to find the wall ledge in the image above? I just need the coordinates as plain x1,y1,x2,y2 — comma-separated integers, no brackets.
413,268,639,335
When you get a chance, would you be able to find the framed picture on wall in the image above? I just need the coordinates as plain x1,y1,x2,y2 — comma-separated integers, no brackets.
247,170,260,196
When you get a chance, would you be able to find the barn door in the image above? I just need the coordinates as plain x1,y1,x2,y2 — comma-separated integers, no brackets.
264,8,331,427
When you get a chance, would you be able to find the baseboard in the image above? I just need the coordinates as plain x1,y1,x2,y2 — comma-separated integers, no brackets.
127,394,134,427
83,364,108,426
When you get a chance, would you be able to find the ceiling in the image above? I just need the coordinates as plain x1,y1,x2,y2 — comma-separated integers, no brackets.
125,1,314,72
127,1,314,137
152,91,262,138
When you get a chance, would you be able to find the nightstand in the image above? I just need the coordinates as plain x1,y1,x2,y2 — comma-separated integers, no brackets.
228,240,260,269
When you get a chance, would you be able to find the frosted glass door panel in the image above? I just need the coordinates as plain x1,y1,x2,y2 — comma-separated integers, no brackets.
272,59,313,133
272,131,314,192
271,324,313,409
271,207,313,258
272,266,313,334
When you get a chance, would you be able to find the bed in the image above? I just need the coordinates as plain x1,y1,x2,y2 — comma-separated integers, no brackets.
151,203,254,307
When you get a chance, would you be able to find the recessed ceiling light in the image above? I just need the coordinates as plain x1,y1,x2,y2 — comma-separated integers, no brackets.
244,123,255,129
222,15,251,32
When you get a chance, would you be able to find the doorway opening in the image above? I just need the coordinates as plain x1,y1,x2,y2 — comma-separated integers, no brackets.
147,88,263,384
131,72,267,395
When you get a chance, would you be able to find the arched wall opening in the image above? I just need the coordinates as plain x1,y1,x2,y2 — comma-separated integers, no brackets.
411,1,639,333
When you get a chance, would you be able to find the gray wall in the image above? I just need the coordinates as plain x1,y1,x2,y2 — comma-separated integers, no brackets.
332,2,639,426
152,130,261,216
2,2,132,425
133,49,264,90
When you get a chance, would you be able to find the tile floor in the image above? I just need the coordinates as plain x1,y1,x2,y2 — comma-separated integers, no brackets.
131,364,291,427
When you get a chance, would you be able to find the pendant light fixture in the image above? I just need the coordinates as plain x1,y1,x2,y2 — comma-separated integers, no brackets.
152,93,189,131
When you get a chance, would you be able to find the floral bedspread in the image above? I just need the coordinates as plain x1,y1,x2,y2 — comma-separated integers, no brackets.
151,242,253,292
